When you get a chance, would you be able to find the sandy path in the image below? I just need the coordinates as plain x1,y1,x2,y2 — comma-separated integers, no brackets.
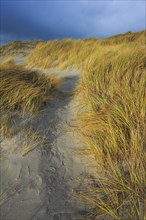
0,69,97,220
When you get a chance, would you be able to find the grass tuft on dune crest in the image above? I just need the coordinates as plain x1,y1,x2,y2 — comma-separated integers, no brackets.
0,40,41,57
27,30,145,71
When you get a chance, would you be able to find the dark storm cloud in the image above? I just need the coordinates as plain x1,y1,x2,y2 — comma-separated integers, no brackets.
1,0,145,44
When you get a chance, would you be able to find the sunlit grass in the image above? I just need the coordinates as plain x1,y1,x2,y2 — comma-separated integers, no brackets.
0,60,62,114
27,30,145,71
0,40,40,57
0,60,62,139
77,41,146,219
17,126,49,156
26,30,146,219
1,30,145,218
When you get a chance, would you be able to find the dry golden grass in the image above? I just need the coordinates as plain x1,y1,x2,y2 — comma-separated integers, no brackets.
101,30,146,45
0,40,40,57
16,126,49,156
27,30,145,71
77,41,146,219
26,30,146,219
1,30,145,218
0,60,62,138
0,57,15,68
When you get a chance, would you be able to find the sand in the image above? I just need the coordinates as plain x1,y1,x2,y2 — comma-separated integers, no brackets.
0,64,97,220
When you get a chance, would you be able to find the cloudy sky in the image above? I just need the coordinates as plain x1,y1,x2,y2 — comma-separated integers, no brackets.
1,0,145,44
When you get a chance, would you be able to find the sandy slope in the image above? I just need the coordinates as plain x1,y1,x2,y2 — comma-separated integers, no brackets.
0,68,97,220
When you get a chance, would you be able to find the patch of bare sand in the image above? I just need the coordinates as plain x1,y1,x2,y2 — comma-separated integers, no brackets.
0,69,97,220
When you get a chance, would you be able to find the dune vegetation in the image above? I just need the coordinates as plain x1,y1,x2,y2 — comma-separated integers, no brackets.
0,30,145,219
27,30,145,70
0,40,40,57
77,41,146,219
0,59,62,138
26,30,146,219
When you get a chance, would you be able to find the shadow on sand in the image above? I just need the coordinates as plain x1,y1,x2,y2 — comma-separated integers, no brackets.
1,72,91,220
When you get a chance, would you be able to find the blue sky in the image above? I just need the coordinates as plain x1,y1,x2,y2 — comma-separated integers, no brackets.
0,0,145,44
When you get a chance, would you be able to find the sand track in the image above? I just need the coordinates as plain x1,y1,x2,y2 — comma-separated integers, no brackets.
0,68,97,220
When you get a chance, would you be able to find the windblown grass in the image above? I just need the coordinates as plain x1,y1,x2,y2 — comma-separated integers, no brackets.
17,126,49,156
1,30,145,218
27,30,145,71
0,40,40,57
27,30,146,219
77,40,146,219
0,60,62,137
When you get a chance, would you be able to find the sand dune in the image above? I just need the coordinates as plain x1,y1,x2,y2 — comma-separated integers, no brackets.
0,66,97,220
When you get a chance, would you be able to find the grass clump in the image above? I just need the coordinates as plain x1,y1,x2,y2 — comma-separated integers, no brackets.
0,60,61,114
27,30,145,71
0,60,62,137
78,41,146,219
0,40,41,57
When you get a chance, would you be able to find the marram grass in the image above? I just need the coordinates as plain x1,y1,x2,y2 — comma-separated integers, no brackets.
77,38,146,219
26,30,146,219
27,30,145,71
24,30,146,219
1,30,146,219
0,59,62,138
0,60,62,114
